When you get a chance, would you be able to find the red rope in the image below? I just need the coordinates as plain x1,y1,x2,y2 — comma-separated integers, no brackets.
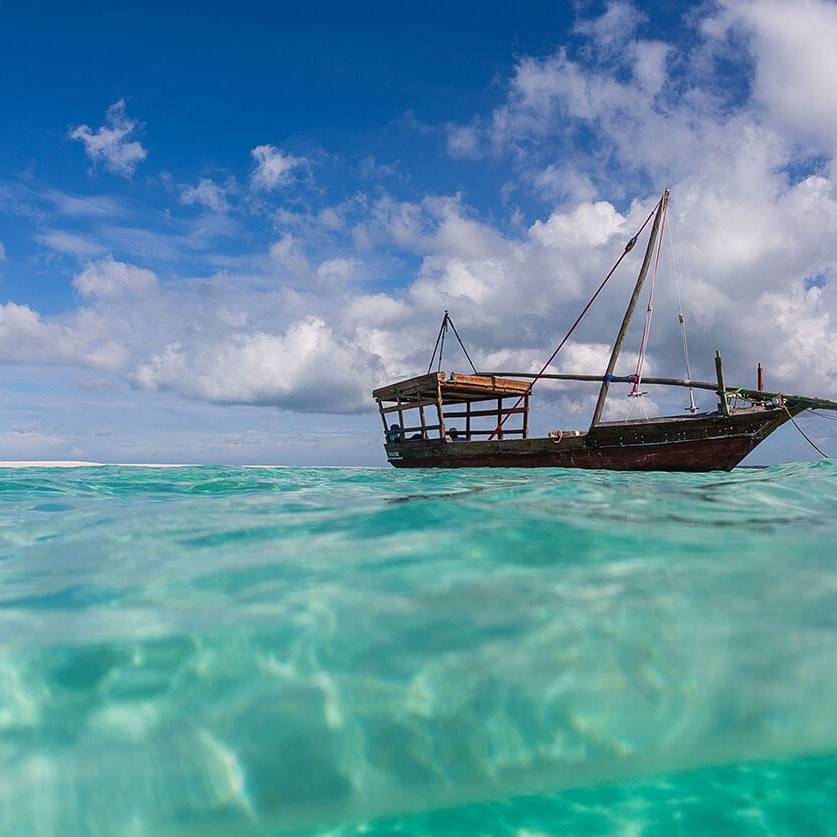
488,201,660,440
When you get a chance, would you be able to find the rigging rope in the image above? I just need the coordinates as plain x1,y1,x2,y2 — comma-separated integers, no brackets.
668,216,698,412
428,314,447,374
487,201,660,440
447,315,479,374
784,402,831,458
428,311,478,375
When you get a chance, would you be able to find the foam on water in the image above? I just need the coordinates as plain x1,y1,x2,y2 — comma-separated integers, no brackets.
1,462,836,834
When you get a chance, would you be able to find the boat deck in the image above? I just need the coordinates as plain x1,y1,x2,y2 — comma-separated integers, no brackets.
373,372,533,443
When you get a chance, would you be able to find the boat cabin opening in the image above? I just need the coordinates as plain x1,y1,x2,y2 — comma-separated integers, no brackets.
373,372,532,442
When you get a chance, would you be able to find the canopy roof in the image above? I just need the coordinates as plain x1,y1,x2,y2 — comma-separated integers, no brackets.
373,372,531,405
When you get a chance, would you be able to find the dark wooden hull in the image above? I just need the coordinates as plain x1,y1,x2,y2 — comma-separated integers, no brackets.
384,405,802,472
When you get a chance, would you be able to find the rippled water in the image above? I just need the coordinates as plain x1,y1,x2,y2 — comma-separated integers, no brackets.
1,462,836,835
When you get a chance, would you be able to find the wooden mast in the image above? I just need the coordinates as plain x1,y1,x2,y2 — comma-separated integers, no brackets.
589,189,669,428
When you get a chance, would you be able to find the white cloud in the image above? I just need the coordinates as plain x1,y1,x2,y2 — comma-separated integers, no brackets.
316,257,361,290
0,253,385,414
70,100,147,177
529,201,626,250
0,424,72,460
630,39,672,97
0,302,80,365
317,206,345,232
532,165,596,203
737,271,837,398
0,241,5,261
73,256,159,300
711,0,837,148
357,155,404,182
46,191,122,218
132,317,375,412
180,178,231,212
36,230,110,259
574,0,644,50
447,123,482,158
250,145,307,190
269,233,311,278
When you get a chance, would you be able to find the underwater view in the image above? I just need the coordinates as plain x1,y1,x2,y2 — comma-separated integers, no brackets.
1,462,836,835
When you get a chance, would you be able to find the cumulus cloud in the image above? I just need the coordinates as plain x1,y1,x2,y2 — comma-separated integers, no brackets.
709,0,837,148
0,302,83,365
250,145,307,190
0,253,384,414
132,317,373,412
435,1,837,364
70,100,147,177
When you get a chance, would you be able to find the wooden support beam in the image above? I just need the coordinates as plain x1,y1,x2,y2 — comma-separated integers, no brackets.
715,350,729,416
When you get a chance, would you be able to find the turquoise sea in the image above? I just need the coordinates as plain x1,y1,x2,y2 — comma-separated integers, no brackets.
1,462,837,836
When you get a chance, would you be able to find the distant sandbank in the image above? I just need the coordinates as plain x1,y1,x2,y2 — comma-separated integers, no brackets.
0,461,193,468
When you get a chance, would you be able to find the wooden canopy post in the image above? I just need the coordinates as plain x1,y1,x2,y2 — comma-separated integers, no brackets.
435,377,446,439
396,394,405,438
378,404,390,435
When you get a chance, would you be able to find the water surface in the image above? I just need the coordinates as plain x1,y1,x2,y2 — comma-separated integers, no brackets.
1,463,836,834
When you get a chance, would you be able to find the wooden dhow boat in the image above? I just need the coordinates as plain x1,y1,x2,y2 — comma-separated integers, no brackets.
373,191,837,471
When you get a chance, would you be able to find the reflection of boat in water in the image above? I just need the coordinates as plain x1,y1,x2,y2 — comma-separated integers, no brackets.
373,191,837,471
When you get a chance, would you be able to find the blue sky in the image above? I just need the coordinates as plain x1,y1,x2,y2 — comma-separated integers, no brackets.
2,0,837,464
